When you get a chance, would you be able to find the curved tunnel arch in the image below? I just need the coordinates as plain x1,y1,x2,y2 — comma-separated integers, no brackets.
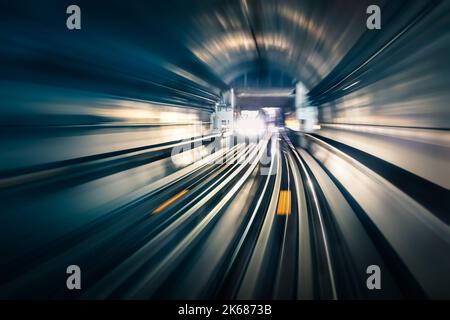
182,0,382,92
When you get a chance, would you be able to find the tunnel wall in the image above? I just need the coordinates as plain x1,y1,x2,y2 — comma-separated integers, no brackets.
305,1,450,190
317,1,450,129
0,82,212,172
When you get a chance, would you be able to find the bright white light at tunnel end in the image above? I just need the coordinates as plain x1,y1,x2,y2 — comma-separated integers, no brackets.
235,117,267,137
268,123,276,132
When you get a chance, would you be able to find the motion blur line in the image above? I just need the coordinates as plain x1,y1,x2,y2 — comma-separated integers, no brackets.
129,137,269,298
238,136,281,299
88,140,264,299
220,132,278,288
83,144,253,298
286,150,313,299
153,189,189,214
284,133,338,300
277,191,291,215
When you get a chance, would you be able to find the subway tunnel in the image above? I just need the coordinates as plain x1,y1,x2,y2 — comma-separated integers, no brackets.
0,0,449,300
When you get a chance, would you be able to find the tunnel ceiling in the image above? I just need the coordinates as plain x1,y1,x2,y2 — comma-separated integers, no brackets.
2,0,426,111
184,0,379,91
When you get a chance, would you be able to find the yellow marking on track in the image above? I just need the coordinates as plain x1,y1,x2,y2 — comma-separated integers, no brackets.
277,190,291,215
153,189,189,214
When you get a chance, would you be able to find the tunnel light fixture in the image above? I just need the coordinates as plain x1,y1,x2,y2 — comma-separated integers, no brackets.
237,89,294,98
343,81,360,91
